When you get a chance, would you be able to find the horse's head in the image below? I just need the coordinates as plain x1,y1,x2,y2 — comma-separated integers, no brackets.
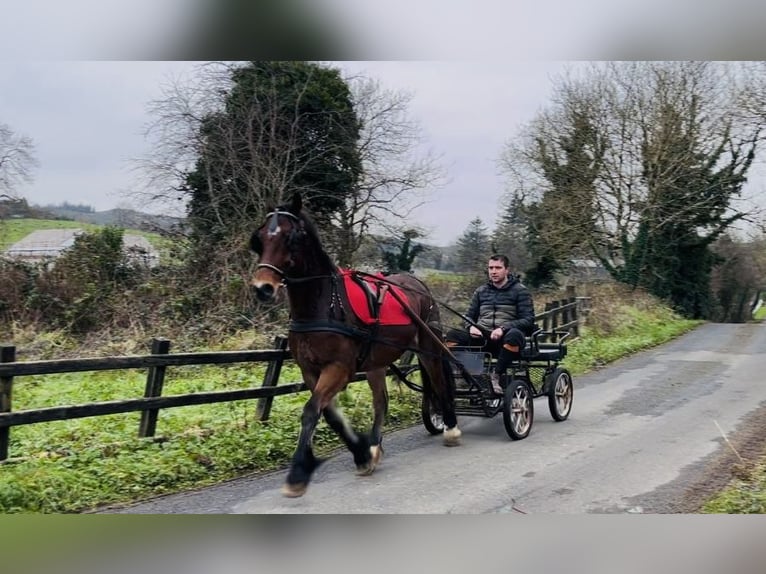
250,192,308,302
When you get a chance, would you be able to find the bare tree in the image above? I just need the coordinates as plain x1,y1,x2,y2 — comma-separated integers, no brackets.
0,122,38,199
135,62,226,215
501,62,764,284
135,63,444,267
329,76,445,266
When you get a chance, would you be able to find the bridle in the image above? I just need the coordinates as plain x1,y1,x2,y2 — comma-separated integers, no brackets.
254,262,289,279
254,209,330,285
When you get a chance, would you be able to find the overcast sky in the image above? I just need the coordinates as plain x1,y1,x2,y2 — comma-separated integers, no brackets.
2,0,765,245
0,60,574,246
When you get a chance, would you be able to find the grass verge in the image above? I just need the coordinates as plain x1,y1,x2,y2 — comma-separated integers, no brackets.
701,461,766,513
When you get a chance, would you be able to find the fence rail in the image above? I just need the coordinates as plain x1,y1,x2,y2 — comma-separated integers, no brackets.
0,294,588,461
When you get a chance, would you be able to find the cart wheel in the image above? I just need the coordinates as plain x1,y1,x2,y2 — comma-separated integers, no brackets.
547,367,573,422
421,394,445,435
503,379,533,440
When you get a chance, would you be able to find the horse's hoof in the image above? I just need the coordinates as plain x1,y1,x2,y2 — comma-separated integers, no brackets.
443,427,462,446
356,445,382,476
281,482,308,498
356,462,374,476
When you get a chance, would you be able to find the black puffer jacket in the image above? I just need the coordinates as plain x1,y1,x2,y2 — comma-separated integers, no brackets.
466,275,535,335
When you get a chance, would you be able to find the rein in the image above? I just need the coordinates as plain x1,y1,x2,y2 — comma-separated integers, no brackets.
353,271,489,335
257,263,485,333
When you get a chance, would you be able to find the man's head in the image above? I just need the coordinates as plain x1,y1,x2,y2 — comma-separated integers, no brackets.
487,254,510,287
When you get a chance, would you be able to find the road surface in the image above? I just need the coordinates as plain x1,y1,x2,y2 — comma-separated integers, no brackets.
103,322,766,514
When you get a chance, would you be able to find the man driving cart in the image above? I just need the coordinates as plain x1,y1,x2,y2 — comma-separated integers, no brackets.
445,254,536,394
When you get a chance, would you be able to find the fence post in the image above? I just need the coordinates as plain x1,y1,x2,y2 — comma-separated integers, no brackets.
0,345,16,461
138,338,171,438
570,297,580,338
561,298,571,333
550,300,561,330
256,335,289,422
542,302,552,331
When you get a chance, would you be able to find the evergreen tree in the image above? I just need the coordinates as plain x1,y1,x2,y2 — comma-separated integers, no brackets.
381,229,424,273
454,217,491,273
183,61,362,256
492,192,531,272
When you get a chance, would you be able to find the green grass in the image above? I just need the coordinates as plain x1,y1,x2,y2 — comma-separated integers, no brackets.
753,304,766,321
0,363,420,513
701,462,766,513
562,306,702,376
0,218,165,251
0,219,99,250
0,301,702,513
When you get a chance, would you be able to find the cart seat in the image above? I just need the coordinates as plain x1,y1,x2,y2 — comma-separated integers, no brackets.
519,329,570,361
520,342,566,361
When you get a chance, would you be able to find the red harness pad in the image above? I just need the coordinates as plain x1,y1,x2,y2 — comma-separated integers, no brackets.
340,270,412,326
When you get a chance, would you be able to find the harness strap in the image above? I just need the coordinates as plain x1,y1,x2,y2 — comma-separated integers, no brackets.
289,319,369,338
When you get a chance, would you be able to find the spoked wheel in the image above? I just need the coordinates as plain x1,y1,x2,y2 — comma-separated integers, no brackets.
547,367,573,422
503,379,534,440
421,393,445,435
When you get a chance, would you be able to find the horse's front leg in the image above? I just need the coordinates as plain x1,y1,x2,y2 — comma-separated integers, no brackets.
282,393,324,498
323,366,387,476
323,399,372,475
282,363,361,497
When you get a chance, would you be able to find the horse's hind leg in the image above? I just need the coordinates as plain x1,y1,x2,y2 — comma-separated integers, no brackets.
365,368,388,472
418,341,461,446
437,355,462,446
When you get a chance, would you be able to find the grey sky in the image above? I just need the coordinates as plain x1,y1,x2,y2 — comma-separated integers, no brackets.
0,60,571,246
2,0,765,245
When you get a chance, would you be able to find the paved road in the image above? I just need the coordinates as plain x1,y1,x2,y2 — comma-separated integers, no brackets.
104,322,766,514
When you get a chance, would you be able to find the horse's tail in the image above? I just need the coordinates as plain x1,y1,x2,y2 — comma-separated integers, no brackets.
441,355,456,398
417,357,432,395
426,319,456,399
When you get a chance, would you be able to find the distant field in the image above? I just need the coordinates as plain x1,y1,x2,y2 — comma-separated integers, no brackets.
0,218,164,251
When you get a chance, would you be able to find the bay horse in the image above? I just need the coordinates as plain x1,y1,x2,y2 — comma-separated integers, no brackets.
250,192,461,497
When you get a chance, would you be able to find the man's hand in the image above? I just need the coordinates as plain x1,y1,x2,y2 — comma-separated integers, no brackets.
469,325,483,337
490,327,504,341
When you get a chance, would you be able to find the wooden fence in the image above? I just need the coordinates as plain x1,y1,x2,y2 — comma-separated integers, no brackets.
0,294,589,461
538,286,592,339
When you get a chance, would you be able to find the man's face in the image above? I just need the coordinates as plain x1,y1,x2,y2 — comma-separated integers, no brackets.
487,259,509,284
